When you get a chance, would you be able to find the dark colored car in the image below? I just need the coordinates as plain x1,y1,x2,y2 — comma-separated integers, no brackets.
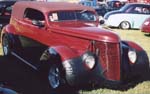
95,4,109,17
141,17,150,34
106,0,126,11
0,0,16,30
1,1,149,90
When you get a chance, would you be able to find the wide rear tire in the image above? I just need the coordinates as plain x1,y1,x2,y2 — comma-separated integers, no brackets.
2,34,12,57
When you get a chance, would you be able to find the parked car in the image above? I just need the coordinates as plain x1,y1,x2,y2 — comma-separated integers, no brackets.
141,17,150,34
0,1,104,90
79,0,108,17
95,3,109,17
1,1,149,91
79,1,124,17
106,0,126,11
104,3,150,29
0,0,16,30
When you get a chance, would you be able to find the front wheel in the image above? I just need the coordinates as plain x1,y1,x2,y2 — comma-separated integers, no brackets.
120,21,130,30
48,64,62,89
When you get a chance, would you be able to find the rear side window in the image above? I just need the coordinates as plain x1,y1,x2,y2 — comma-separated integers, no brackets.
24,8,44,21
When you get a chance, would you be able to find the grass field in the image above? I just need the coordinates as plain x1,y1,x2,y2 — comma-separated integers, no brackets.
0,29,149,94
80,29,150,94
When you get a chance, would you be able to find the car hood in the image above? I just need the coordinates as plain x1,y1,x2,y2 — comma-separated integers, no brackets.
104,10,122,19
50,23,121,43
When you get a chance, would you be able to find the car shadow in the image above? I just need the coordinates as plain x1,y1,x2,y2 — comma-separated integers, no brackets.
144,33,150,37
81,70,150,92
0,55,150,94
0,56,80,94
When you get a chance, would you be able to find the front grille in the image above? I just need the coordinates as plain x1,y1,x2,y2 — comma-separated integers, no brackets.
96,42,121,81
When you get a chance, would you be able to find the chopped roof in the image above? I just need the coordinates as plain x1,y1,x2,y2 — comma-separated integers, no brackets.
12,1,95,19
14,1,94,12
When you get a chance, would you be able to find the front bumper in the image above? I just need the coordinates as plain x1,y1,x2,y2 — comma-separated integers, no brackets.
101,50,150,88
62,52,104,87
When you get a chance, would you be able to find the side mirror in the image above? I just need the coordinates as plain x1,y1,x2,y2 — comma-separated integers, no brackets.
32,20,45,28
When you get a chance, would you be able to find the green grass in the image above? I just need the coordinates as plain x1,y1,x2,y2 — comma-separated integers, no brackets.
80,81,150,94
80,29,150,94
113,29,150,58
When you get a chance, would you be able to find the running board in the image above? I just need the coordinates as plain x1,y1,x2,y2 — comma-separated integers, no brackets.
11,52,38,70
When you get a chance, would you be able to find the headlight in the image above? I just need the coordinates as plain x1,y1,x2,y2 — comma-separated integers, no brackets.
83,54,95,69
144,21,150,25
128,50,137,64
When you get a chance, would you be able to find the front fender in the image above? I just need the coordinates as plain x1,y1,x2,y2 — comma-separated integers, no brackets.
122,40,143,51
50,46,79,61
121,41,149,81
40,46,80,63
40,46,104,86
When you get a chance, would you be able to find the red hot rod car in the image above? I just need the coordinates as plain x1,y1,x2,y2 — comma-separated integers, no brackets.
141,17,150,34
1,1,149,90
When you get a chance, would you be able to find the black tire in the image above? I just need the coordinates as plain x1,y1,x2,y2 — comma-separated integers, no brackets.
2,34,12,57
120,21,130,30
39,49,66,91
48,63,62,89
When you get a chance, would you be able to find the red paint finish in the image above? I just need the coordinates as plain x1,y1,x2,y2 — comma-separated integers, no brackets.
128,0,150,3
2,1,122,81
124,41,143,51
141,17,150,33
96,42,121,81
2,1,147,82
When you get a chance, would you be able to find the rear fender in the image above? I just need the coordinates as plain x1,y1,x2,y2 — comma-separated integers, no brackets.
1,24,16,42
1,24,16,34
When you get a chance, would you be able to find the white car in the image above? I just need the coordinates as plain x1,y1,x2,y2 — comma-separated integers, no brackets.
104,3,150,29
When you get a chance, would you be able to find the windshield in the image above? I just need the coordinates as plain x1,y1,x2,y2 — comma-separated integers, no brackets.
49,10,97,22
119,4,130,12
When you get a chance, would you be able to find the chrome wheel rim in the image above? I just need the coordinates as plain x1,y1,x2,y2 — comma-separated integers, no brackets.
121,22,130,29
2,37,9,55
48,65,60,89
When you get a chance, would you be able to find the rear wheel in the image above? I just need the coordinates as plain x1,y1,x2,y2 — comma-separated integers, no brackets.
2,34,12,56
120,21,130,30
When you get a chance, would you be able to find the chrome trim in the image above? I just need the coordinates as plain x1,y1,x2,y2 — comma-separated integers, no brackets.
11,52,38,70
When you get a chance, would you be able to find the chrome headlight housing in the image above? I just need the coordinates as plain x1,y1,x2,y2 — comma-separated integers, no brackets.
83,53,95,69
128,50,137,64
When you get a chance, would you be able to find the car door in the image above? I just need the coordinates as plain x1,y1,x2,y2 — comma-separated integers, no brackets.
17,8,48,66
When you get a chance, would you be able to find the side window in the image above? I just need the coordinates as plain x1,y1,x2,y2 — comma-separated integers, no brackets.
24,8,45,21
132,7,143,14
142,7,150,14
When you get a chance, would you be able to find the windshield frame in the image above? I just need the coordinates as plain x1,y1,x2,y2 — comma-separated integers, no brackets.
48,10,98,22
